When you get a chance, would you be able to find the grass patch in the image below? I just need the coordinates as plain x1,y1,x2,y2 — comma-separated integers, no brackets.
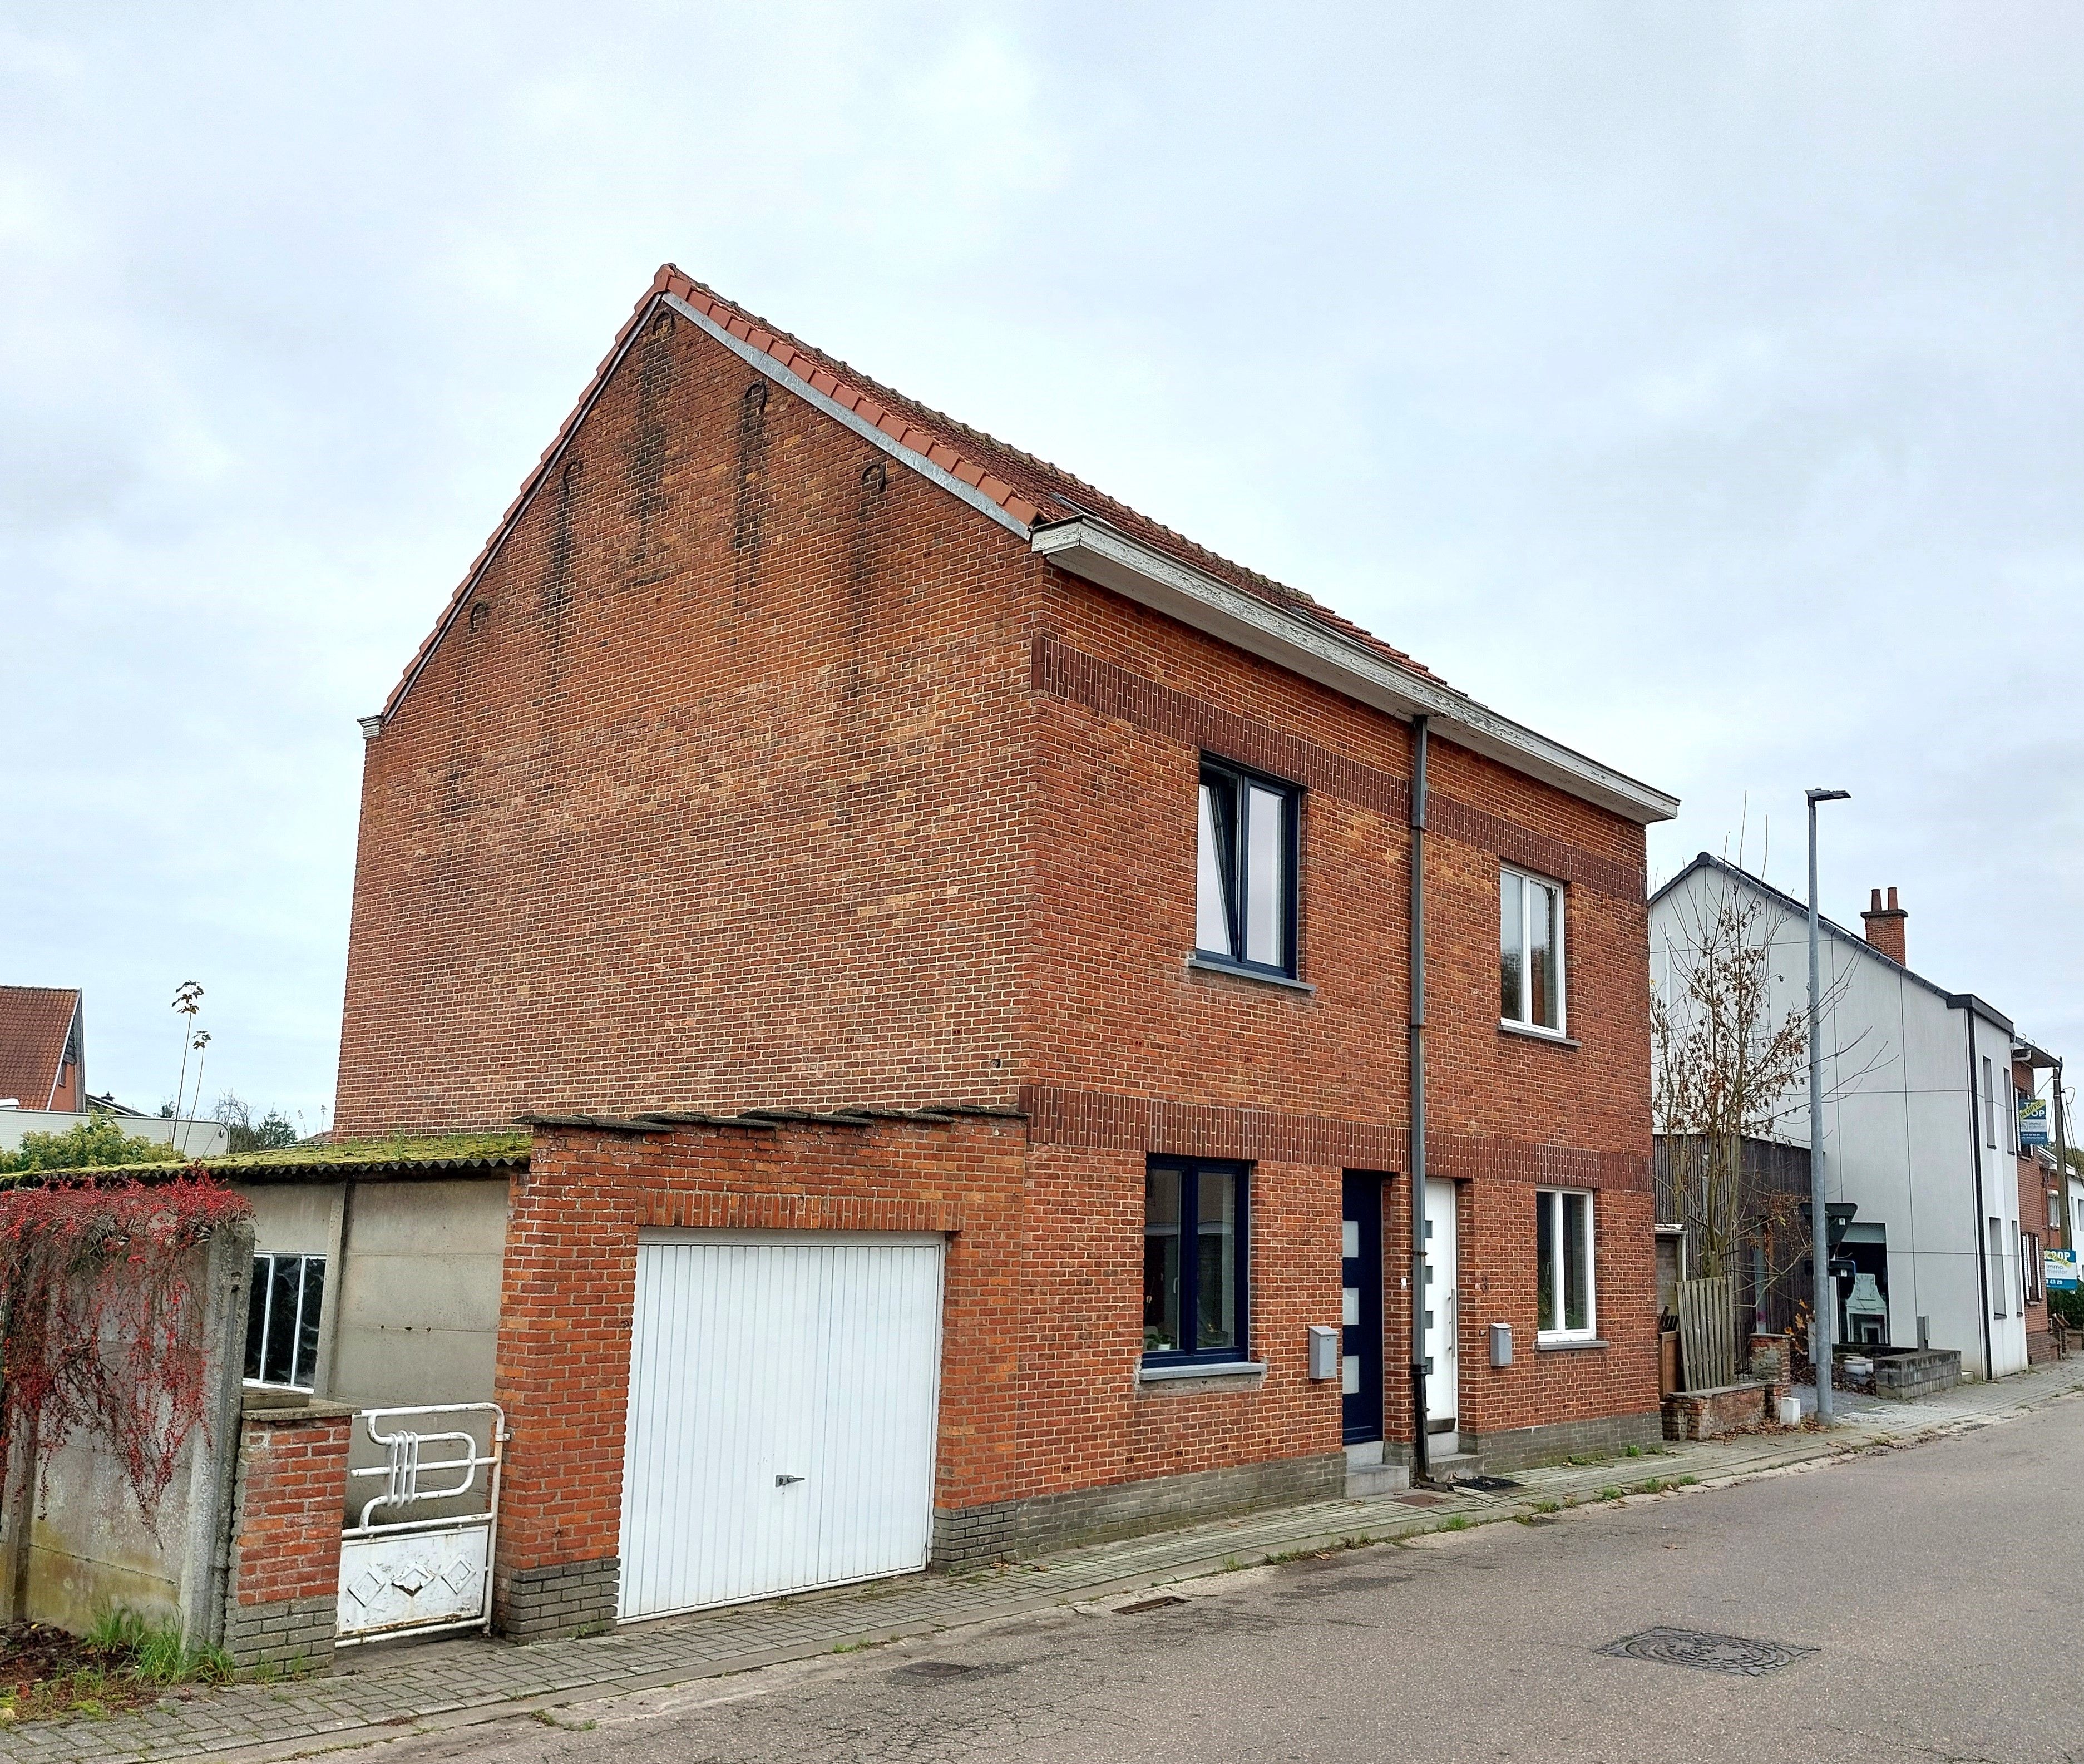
1263,1533,1377,1567
1531,1499,1562,1515
1439,1515,1471,1532
1598,1486,1623,1501
1624,1444,1642,1457
0,1611,230,1725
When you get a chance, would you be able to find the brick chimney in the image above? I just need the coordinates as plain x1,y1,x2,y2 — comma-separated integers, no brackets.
1861,886,1907,966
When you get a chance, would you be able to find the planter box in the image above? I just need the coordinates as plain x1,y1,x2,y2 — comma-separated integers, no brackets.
1662,1380,1782,1441
1869,1348,1960,1400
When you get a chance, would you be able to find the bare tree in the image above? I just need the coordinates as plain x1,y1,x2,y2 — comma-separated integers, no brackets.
1652,856,1881,1306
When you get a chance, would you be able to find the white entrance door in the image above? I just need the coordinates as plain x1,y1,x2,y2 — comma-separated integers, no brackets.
1422,1179,1458,1439
618,1231,945,1621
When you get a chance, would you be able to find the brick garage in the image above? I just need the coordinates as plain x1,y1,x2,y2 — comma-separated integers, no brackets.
338,266,1675,1630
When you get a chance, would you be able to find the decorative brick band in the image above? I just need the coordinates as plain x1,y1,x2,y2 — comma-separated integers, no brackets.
1031,635,1645,902
638,1191,961,1232
1020,1084,1650,1192
496,1557,620,1640
934,1452,1345,1567
223,1593,336,1676
1471,1410,1663,1471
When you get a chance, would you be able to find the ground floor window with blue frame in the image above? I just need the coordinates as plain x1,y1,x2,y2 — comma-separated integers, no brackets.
1143,1158,1249,1365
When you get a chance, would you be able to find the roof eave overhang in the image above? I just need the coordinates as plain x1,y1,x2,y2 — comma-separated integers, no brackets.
1033,518,1678,826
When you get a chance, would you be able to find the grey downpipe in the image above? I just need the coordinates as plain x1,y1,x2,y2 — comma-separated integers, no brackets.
1964,1011,1993,1382
1408,716,1429,1483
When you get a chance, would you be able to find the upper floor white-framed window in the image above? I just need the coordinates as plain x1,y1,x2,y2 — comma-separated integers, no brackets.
1535,1187,1596,1342
1196,758,1300,980
1982,1057,1997,1149
1500,866,1565,1036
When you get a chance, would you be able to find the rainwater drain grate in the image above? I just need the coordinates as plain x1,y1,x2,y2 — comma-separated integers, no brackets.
1599,1628,1816,1677
1114,1595,1187,1614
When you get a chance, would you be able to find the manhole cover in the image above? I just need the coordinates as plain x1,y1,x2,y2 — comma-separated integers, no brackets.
1600,1628,1816,1677
1395,1491,1448,1506
893,1661,976,1679
1114,1595,1187,1614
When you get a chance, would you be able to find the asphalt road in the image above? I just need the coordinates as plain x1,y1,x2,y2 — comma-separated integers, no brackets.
376,1399,2084,1763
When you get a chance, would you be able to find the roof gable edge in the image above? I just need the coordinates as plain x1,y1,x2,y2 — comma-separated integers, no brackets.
658,292,1032,541
372,278,674,730
1035,518,1678,825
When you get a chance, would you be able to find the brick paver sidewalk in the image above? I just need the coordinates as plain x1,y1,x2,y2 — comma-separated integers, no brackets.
7,1359,2081,1764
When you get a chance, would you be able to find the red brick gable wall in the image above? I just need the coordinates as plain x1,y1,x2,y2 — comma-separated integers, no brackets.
337,307,1035,1133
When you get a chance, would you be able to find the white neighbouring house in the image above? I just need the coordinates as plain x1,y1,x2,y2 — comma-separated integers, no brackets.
1651,855,2032,1381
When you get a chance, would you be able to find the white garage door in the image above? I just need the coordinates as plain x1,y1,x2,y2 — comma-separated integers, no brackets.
618,1231,945,1620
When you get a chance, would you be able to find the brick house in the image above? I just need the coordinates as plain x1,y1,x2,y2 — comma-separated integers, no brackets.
0,985,85,1113
334,265,1678,1635
2011,1045,2063,1362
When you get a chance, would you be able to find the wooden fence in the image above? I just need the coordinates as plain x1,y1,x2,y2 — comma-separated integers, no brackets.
1676,1274,1739,1391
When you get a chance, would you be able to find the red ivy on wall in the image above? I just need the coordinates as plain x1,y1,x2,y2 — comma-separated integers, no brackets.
0,1173,251,1528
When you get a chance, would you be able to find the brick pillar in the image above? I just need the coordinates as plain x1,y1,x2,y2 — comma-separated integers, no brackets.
221,1403,352,1675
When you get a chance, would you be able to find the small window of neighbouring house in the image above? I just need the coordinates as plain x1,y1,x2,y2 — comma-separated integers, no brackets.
1983,1058,1996,1149
1143,1158,1249,1365
2051,1191,2062,1230
2025,1232,2042,1305
1501,867,1565,1034
1196,760,1299,979
245,1254,325,1391
1535,1188,1595,1341
1988,1218,2007,1318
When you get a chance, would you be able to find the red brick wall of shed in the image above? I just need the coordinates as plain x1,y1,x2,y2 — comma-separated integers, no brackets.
334,305,1036,1135
492,1118,1024,1599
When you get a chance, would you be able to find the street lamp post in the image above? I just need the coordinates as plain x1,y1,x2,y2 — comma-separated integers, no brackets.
1807,787,1850,1423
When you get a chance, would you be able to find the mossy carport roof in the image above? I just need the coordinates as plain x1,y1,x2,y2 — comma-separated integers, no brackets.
1,1131,532,1185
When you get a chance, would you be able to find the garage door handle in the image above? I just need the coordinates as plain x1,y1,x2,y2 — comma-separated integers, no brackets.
776,1474,805,1486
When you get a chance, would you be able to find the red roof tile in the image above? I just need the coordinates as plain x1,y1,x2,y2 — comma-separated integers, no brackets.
381,265,1443,722
0,986,81,1111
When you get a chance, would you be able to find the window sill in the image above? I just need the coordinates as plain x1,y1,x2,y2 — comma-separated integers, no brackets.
1499,1020,1579,1049
1188,955,1316,995
1138,1358,1268,1385
1535,1336,1608,1353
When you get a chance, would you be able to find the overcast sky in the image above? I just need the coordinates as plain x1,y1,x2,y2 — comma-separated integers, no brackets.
4,3,2080,1128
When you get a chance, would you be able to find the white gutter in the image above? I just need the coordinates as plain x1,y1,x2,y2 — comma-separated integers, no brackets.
1031,518,1678,826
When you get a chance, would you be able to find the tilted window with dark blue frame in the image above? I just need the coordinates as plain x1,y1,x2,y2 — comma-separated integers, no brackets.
1195,759,1300,979
1143,1158,1250,1366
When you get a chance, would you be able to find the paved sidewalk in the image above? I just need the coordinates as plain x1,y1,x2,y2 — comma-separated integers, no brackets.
8,1358,2082,1764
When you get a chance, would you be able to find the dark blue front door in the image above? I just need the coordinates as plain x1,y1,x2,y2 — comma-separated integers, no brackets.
1341,1173,1384,1445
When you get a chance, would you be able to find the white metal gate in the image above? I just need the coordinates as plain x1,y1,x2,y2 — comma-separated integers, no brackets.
618,1231,944,1622
337,1404,505,1643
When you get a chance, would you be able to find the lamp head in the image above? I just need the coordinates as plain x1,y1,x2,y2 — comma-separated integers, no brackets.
1806,788,1851,805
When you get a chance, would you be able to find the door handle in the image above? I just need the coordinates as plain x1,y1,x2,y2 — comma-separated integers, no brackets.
776,1474,805,1487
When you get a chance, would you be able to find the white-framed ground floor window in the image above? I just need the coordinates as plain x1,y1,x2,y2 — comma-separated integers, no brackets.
1536,1188,1596,1341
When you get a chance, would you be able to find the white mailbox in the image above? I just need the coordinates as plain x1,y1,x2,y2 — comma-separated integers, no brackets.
1490,1322,1513,1367
1307,1325,1340,1380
